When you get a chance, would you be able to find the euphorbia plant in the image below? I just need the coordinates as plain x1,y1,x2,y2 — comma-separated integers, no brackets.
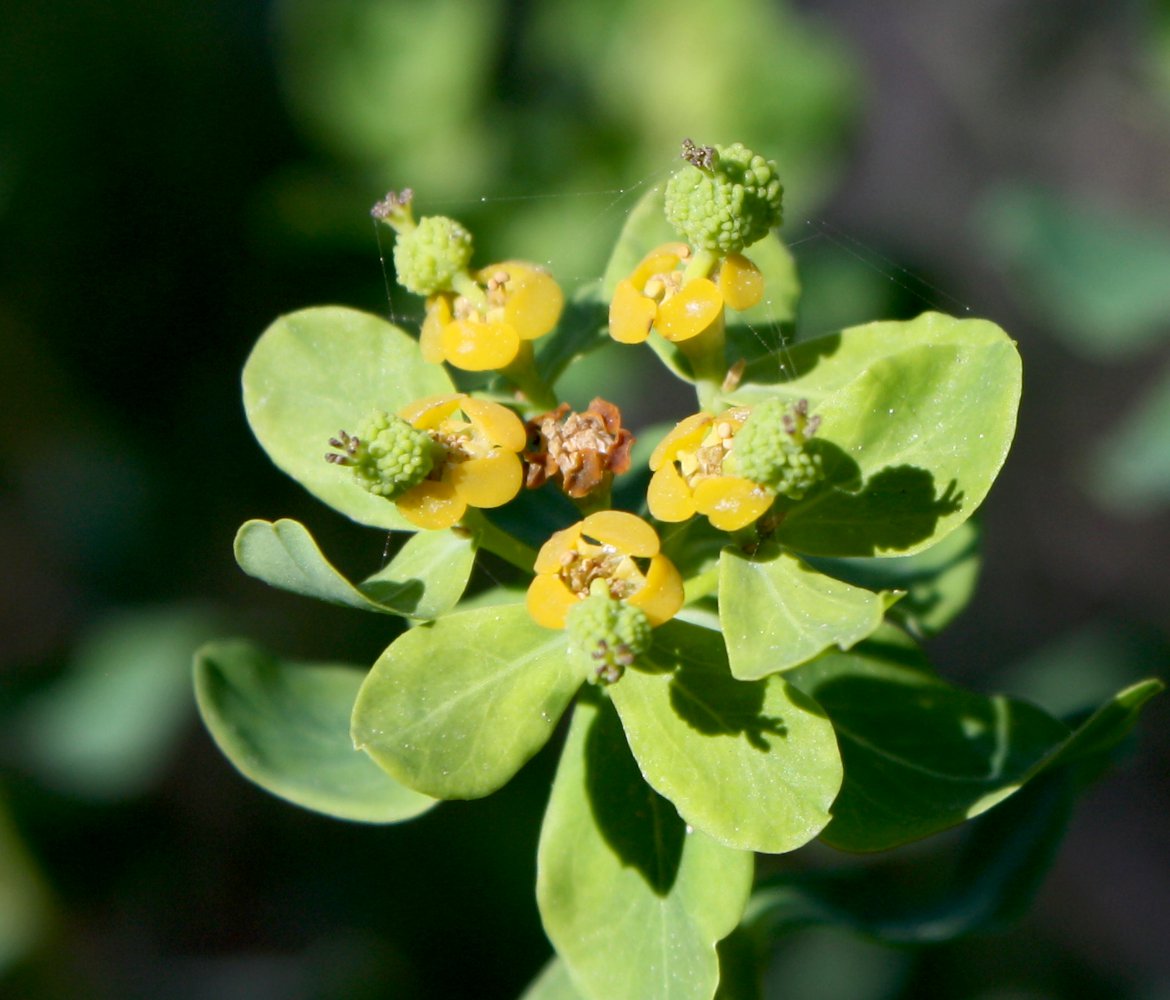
194,141,1161,1000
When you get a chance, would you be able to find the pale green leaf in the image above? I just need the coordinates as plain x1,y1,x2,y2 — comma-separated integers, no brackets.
537,696,753,1000
520,959,586,1000
351,605,583,799
609,620,842,854
234,518,475,619
242,306,453,530
194,641,435,823
730,313,1020,557
720,544,885,678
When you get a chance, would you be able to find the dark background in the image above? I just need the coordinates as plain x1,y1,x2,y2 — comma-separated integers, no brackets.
2,1,1168,997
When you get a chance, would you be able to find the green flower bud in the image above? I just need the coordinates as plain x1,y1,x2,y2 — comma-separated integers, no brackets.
565,588,652,685
327,411,438,499
393,215,474,296
664,141,784,255
728,398,824,501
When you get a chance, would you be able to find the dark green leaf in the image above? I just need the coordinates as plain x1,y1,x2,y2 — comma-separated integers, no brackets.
744,771,1074,946
537,696,753,1000
351,605,583,799
610,620,842,853
787,639,1162,851
194,641,435,823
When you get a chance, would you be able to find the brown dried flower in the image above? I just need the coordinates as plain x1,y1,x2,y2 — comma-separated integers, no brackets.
524,398,635,498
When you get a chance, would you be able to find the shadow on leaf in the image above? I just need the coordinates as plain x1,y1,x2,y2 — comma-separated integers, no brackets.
779,448,964,557
583,695,685,896
648,622,789,752
358,577,425,613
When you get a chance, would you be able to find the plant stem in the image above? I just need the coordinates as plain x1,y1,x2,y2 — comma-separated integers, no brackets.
462,509,537,573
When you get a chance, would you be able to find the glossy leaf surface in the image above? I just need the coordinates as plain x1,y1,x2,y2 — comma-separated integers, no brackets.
194,641,435,823
787,639,1162,851
720,543,885,678
235,518,474,619
610,620,842,854
351,605,583,799
537,697,753,1000
242,306,453,529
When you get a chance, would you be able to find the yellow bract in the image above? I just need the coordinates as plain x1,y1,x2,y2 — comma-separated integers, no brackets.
421,262,563,372
394,393,526,530
607,244,765,345
526,511,684,630
647,410,773,531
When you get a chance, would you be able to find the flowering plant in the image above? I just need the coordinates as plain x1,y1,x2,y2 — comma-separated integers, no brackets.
194,142,1161,1000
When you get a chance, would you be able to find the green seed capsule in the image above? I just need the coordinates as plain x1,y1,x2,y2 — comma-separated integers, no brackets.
729,398,824,500
392,215,474,296
565,591,652,685
348,411,439,499
664,142,784,255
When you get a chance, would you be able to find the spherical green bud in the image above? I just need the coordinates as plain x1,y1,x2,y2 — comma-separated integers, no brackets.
664,142,784,255
347,410,438,499
728,398,824,501
392,215,474,296
565,591,652,685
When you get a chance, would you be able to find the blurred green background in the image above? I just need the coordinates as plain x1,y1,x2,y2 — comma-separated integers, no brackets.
2,1,1168,997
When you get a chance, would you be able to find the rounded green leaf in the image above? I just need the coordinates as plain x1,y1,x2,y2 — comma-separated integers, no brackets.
194,640,435,823
609,620,842,854
731,313,1020,557
242,306,454,529
351,605,583,799
537,696,753,1000
786,640,1072,852
234,517,475,619
720,543,885,678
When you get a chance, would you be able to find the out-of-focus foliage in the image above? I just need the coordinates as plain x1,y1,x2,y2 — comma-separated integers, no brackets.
268,0,859,281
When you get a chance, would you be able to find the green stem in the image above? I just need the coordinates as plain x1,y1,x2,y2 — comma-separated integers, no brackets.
451,270,489,310
683,566,720,604
683,248,719,282
501,341,559,412
462,509,537,573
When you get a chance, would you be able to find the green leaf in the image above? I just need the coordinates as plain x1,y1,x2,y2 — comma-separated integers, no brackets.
600,185,800,382
732,313,1020,558
720,543,885,678
194,641,435,823
520,959,586,1000
786,640,1162,852
537,696,753,1000
535,282,610,386
977,184,1170,359
1088,360,1170,514
14,605,221,800
234,518,475,619
0,795,53,975
351,605,583,799
609,620,842,854
242,306,454,530
744,771,1074,946
804,519,982,638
